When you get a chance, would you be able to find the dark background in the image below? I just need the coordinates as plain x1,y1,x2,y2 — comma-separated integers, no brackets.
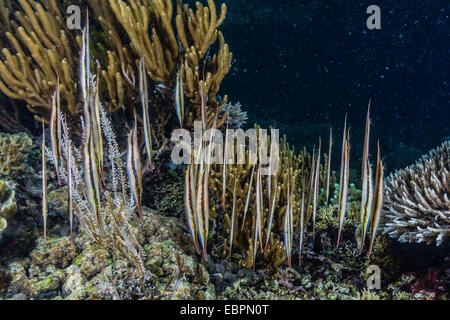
207,0,449,172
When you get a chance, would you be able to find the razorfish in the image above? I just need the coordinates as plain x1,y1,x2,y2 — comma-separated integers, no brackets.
199,81,207,129
195,167,207,261
325,127,332,209
368,142,384,258
222,122,229,208
337,128,350,248
360,102,371,225
360,162,374,254
140,57,153,170
312,137,321,238
50,86,61,185
82,90,103,233
66,118,74,246
299,185,305,265
175,68,185,128
80,16,90,103
264,181,277,252
284,181,293,270
241,164,255,231
127,113,143,218
91,82,104,185
338,115,347,211
229,177,238,258
41,119,48,247
184,165,199,254
253,167,263,270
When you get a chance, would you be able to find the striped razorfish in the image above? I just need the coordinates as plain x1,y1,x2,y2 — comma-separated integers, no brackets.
228,176,238,259
284,178,294,270
359,102,372,253
337,127,350,248
338,115,347,212
253,166,263,270
184,164,199,254
368,141,384,258
82,92,103,234
80,16,90,103
65,117,74,246
41,119,48,247
299,179,306,265
195,164,208,261
91,81,104,185
360,162,374,254
50,83,62,185
127,112,143,218
264,177,277,252
222,122,229,208
80,18,103,233
139,57,153,170
312,137,321,238
199,81,207,130
241,163,255,231
202,112,219,257
175,67,185,128
325,127,333,209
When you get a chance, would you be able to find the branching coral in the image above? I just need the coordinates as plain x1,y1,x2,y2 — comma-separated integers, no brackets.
206,129,336,269
382,141,450,245
221,102,248,129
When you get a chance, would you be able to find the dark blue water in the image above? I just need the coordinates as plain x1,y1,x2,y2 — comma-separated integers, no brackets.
216,0,449,171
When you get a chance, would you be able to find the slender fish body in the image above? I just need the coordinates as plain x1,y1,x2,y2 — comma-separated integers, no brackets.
368,143,384,258
140,58,153,170
50,89,61,185
175,69,185,128
184,165,199,253
41,119,48,247
325,127,332,209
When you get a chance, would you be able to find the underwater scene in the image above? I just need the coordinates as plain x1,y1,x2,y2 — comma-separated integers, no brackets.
0,0,448,303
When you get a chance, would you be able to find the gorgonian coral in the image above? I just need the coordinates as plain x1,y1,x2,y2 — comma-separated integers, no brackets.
382,141,450,245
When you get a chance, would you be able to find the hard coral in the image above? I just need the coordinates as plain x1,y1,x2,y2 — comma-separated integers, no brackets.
382,141,450,245
0,132,32,178
0,179,17,239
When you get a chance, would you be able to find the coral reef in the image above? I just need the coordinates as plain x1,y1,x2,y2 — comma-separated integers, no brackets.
1,209,215,300
0,132,32,178
0,0,81,120
0,180,17,239
0,0,234,135
207,132,336,269
221,102,248,129
382,141,450,245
